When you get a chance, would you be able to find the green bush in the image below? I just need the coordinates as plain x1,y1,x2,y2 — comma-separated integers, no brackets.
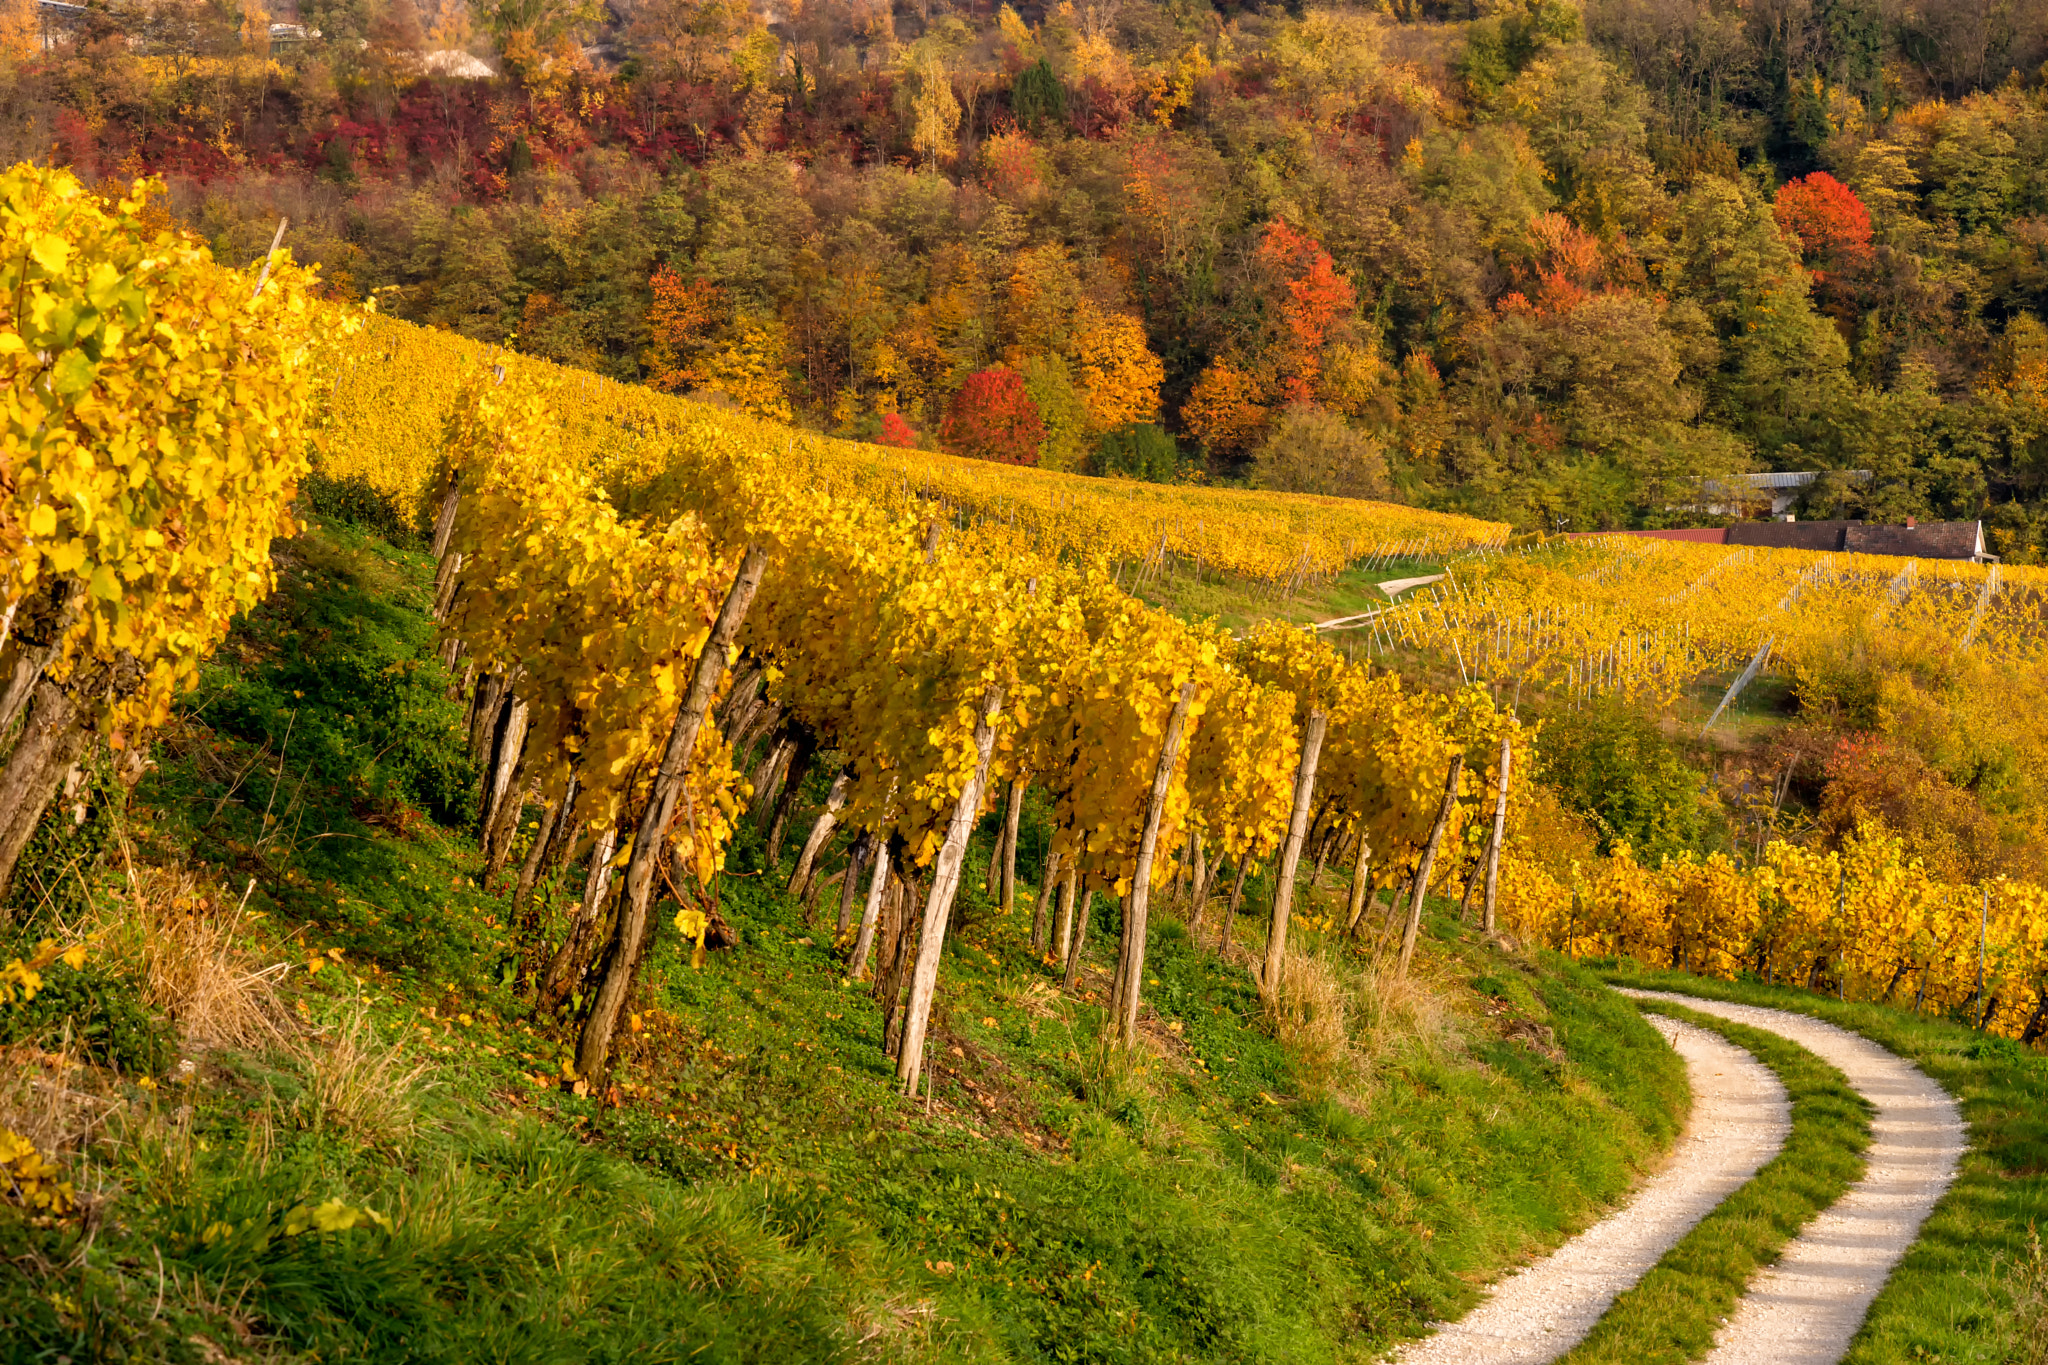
0,961,173,1075
1092,423,1185,482
1537,698,1727,862
301,472,425,549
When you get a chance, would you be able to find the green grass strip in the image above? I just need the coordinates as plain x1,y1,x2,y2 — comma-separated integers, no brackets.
1557,998,1873,1365
1596,965,2048,1363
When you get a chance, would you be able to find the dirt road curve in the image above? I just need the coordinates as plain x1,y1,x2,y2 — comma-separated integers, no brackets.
1390,1013,1789,1364
1391,992,1964,1365
1627,993,1964,1365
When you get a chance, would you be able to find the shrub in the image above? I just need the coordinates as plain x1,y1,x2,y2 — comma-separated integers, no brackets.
0,960,172,1076
1250,405,1391,500
1537,698,1726,862
301,471,423,548
1091,423,1183,482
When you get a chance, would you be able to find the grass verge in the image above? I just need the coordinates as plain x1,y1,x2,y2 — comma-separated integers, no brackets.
1558,998,1872,1364
1598,963,2048,1365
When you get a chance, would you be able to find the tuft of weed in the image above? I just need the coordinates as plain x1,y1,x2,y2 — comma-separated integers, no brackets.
291,1008,433,1148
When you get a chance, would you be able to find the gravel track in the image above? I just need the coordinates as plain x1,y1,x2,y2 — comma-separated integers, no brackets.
1389,1014,1790,1364
1625,993,1965,1365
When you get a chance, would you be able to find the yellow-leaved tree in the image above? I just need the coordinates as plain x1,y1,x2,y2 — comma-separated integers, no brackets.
0,166,325,900
1182,357,1268,455
1071,307,1164,433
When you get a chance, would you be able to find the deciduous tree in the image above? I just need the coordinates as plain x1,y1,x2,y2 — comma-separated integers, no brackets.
940,368,1043,464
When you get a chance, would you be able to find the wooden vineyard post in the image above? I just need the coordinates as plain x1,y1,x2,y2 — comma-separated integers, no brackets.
1186,832,1210,942
1113,682,1196,1043
511,795,563,919
1219,861,1252,954
788,766,851,898
1031,849,1063,955
1261,710,1329,999
1398,755,1464,979
1482,734,1512,937
1455,843,1484,924
538,822,619,1012
762,730,817,865
1342,831,1373,935
834,831,870,933
1063,882,1093,990
430,467,463,624
848,836,892,978
876,874,920,1056
999,777,1026,915
1055,865,1078,962
575,546,766,1081
478,694,529,848
896,685,1005,1097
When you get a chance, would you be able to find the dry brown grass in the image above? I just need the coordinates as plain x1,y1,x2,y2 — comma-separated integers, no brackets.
0,1038,123,1160
1267,943,1463,1094
101,866,293,1051
1268,949,1353,1087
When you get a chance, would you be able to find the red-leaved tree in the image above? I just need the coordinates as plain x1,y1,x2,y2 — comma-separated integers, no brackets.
939,368,1044,464
1254,220,1357,404
1773,173,1875,280
877,412,919,448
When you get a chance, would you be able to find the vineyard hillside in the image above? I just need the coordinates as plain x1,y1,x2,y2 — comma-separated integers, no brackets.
1,504,1688,1362
316,314,1506,588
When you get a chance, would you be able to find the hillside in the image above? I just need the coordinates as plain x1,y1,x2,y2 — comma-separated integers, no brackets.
317,312,1502,585
1,508,1688,1361
3,0,2048,1316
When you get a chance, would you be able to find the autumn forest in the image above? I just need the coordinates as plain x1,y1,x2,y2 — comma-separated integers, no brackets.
5,0,2048,543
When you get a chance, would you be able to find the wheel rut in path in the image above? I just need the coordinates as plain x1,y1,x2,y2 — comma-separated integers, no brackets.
1624,992,1965,1365
1391,1014,1790,1365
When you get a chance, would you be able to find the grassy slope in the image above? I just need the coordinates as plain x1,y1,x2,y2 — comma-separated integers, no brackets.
1601,963,2048,1365
1128,556,1446,638
1,514,1689,1363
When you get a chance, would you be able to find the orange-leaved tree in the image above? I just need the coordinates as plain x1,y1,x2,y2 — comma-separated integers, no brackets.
940,368,1043,464
1071,307,1164,432
644,265,723,394
1773,172,1874,281
1255,219,1356,404
1182,358,1268,456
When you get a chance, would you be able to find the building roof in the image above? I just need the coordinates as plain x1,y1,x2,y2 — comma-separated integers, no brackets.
1724,520,1858,552
1844,521,1985,560
1713,519,1991,561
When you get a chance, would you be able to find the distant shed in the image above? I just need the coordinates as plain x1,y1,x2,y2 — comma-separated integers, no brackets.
1843,521,1988,560
1727,520,1993,562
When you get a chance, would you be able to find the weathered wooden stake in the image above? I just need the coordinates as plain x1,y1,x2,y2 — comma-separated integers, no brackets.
1398,755,1464,979
1342,831,1373,935
1261,710,1329,998
849,836,892,978
1114,681,1197,1042
897,686,1005,1096
789,766,851,898
1482,734,1512,937
575,546,765,1080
